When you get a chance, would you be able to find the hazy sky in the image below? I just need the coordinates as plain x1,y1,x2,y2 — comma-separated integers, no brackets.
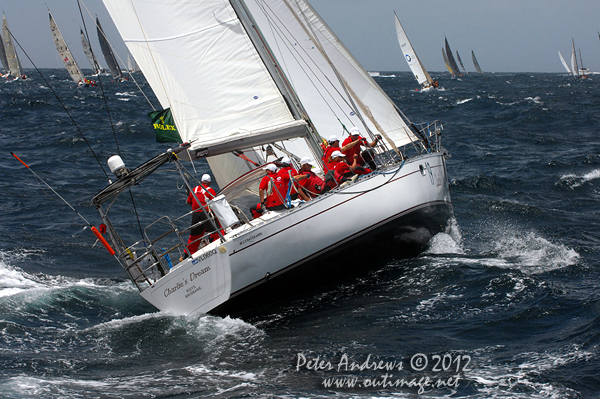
2,0,599,73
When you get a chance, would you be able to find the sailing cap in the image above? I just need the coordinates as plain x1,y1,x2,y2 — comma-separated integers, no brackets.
300,157,313,166
281,157,291,166
264,164,278,173
331,150,345,158
328,135,339,143
350,127,361,135
201,174,211,182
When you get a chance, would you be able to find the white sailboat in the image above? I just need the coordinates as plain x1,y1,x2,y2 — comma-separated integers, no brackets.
569,39,589,78
95,0,453,316
49,11,94,86
393,12,437,91
2,13,25,80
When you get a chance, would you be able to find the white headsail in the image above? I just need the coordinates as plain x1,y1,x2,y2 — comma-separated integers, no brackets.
558,50,571,74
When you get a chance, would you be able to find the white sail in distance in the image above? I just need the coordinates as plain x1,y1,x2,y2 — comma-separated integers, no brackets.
394,12,434,89
558,50,571,74
570,39,578,77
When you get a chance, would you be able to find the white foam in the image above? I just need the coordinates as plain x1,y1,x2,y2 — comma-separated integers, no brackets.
456,97,473,105
0,250,131,299
491,231,579,274
425,217,464,255
559,168,600,188
464,345,591,398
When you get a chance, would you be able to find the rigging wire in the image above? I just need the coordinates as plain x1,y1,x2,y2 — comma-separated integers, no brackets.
77,0,156,111
4,26,110,181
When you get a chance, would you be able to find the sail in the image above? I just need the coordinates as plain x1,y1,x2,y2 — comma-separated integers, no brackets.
127,53,139,72
96,18,124,81
442,48,453,74
102,0,417,154
2,13,22,77
570,39,578,77
444,38,460,76
471,50,482,73
81,28,102,75
456,51,467,73
0,30,8,71
49,12,86,84
394,12,434,89
244,0,417,148
558,50,571,74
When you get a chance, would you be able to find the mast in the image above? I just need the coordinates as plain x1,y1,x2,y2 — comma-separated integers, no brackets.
229,0,324,158
571,39,578,77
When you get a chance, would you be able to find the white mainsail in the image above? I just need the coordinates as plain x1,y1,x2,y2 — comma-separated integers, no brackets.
570,39,578,77
49,12,86,84
2,13,22,77
393,12,434,89
558,50,571,74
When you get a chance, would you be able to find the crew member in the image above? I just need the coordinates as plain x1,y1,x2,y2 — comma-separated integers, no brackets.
329,150,359,184
185,174,217,256
341,126,381,171
294,157,329,198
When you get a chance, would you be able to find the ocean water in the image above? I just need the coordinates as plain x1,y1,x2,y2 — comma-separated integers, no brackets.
1,70,599,398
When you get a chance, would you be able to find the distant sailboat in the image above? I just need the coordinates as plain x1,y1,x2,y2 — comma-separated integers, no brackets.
393,12,437,90
2,13,25,80
81,28,102,75
444,37,461,76
456,51,467,74
49,11,93,86
558,50,571,74
0,30,9,73
442,47,453,75
570,39,588,78
471,50,483,74
96,17,124,81
127,53,139,73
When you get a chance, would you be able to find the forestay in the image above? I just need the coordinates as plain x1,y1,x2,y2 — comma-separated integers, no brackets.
246,0,417,148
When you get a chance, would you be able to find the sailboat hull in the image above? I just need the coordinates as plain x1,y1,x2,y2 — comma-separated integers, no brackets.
140,152,452,316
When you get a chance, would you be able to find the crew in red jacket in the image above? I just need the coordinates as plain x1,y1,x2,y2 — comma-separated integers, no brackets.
185,174,217,255
341,126,381,171
295,157,329,198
